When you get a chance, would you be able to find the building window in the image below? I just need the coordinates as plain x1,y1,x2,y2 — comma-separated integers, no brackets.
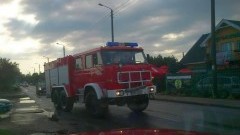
221,42,232,52
75,58,83,70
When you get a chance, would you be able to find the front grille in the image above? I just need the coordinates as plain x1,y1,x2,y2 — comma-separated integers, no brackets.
117,71,152,89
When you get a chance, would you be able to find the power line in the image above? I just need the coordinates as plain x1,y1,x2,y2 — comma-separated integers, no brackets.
87,0,135,42
114,0,136,16
114,0,131,13
90,0,133,28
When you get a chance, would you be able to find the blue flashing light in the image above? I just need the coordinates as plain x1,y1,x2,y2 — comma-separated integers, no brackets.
106,42,138,48
124,42,138,47
106,42,119,47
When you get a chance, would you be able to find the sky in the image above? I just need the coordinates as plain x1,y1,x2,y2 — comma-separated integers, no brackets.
0,0,240,74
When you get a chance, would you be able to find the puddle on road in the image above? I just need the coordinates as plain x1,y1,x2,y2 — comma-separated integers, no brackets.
19,100,36,103
20,97,31,100
16,97,42,113
19,97,36,103
15,107,44,113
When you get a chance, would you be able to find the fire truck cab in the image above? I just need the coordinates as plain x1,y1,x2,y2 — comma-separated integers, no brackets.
44,42,156,117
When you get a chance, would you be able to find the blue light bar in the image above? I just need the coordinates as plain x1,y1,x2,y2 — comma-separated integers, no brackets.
106,42,138,48
106,42,119,46
124,42,138,47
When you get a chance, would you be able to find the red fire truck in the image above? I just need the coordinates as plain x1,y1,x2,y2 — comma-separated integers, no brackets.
44,42,156,117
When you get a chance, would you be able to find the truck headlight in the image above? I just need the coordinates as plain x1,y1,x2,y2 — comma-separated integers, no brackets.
116,90,124,96
149,87,155,92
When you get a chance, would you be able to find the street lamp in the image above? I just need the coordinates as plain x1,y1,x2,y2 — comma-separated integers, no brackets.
98,3,114,42
56,43,66,57
43,56,50,63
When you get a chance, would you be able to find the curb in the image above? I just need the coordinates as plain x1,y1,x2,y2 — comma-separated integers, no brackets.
152,95,240,109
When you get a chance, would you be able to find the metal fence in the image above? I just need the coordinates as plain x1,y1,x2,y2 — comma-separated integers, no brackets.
156,69,240,99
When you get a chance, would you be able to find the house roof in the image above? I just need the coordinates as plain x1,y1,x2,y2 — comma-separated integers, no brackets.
226,19,240,28
200,19,240,47
180,34,209,65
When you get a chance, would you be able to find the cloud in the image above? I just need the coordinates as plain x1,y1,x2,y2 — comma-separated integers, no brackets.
1,0,240,74
0,0,11,4
162,33,184,41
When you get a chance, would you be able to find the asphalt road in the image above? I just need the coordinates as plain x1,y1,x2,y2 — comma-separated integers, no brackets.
22,86,240,135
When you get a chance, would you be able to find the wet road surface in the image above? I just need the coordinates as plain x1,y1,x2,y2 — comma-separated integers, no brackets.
19,86,240,135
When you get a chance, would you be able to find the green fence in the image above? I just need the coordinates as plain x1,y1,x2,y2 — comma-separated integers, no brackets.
156,69,240,99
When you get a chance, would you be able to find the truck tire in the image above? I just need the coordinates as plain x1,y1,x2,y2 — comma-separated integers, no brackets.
85,90,107,117
52,90,74,112
127,94,149,113
59,90,74,112
52,90,61,110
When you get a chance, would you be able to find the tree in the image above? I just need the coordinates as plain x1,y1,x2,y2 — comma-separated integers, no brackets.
20,72,45,86
148,54,183,73
148,54,183,92
163,55,183,73
0,58,20,91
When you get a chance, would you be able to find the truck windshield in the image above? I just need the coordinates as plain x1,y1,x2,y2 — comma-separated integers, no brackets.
101,50,147,65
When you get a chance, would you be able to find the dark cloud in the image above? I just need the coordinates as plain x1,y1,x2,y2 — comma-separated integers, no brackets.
4,19,33,40
4,0,240,58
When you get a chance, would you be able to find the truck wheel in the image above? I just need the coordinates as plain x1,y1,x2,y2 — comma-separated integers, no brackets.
52,90,74,112
127,94,149,113
60,91,74,112
52,90,61,110
85,91,107,117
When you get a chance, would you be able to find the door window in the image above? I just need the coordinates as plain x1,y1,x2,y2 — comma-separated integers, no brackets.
86,55,93,68
75,58,83,70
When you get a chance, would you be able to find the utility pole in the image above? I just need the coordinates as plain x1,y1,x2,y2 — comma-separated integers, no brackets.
43,56,50,63
211,0,217,98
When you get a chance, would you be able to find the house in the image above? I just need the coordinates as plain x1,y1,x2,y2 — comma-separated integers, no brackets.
181,19,240,72
180,34,209,73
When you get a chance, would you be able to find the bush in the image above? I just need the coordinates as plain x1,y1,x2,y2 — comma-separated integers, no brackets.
0,58,20,91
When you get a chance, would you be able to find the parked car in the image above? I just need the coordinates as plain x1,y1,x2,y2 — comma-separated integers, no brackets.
0,99,12,113
196,76,240,97
22,82,29,87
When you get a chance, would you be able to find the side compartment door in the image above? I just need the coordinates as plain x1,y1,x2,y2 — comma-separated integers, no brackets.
92,52,104,83
74,56,87,102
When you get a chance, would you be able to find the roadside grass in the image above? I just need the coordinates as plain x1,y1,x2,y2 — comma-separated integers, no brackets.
0,129,13,135
0,85,21,93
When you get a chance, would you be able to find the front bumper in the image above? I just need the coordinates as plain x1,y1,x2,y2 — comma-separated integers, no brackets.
107,85,156,98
